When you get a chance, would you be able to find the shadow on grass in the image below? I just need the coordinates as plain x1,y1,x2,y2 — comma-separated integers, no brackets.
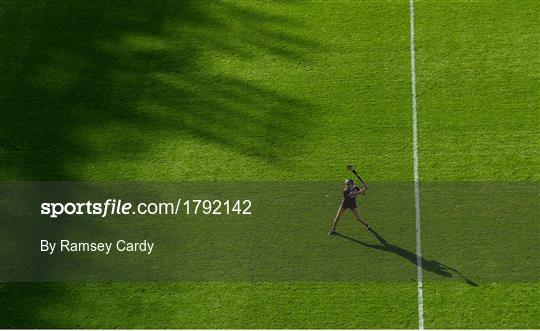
0,0,320,327
335,230,478,286
1,0,319,180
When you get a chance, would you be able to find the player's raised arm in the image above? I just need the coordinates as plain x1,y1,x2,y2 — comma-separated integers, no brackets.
350,185,368,196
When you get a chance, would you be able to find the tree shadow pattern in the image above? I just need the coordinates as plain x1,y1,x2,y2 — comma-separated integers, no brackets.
1,0,320,180
0,1,320,327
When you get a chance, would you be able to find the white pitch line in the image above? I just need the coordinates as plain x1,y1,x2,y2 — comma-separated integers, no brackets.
409,0,424,329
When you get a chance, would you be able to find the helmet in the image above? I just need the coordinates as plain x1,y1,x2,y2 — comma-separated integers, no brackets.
344,179,354,186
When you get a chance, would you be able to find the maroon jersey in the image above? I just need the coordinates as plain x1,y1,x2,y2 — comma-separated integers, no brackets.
341,186,359,209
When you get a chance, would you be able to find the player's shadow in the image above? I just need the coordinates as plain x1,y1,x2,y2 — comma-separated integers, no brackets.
335,230,478,286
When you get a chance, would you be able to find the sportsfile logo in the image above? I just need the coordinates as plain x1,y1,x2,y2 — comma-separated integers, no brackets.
41,199,171,219
40,198,252,219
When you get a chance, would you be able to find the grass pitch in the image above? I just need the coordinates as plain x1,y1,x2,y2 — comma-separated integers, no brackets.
1,0,538,328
